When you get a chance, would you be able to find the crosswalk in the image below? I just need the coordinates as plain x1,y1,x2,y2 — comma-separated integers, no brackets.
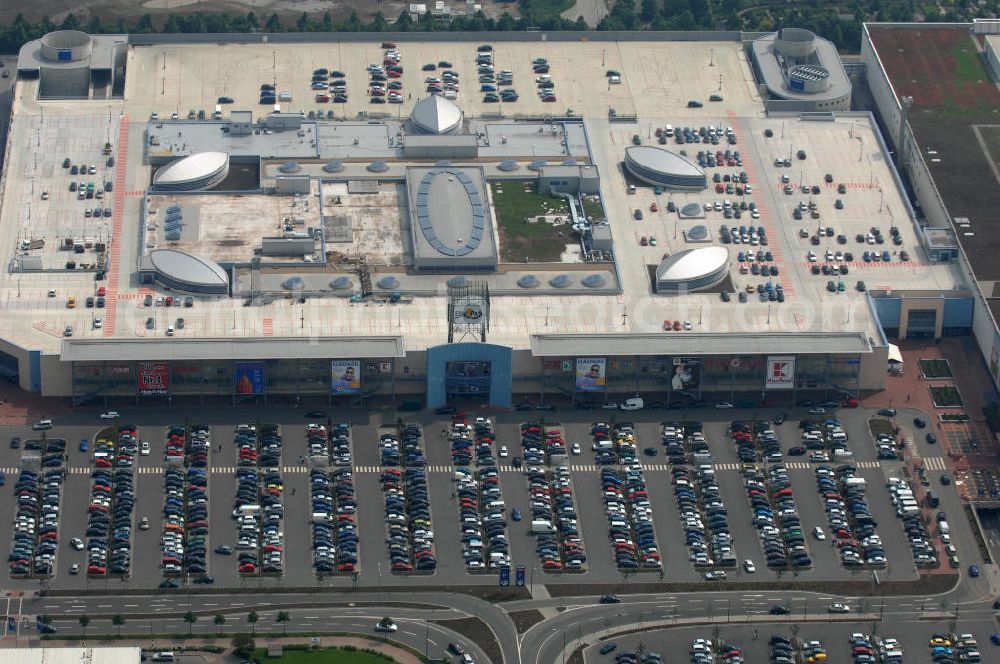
923,456,947,471
1,458,904,479
207,466,311,474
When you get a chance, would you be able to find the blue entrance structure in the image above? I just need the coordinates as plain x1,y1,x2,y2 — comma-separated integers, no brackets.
426,343,513,408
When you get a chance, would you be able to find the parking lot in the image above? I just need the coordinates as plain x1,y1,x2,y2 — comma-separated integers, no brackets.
0,405,979,590
583,622,994,664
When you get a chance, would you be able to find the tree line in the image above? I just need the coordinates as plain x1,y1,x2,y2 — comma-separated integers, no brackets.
0,0,993,56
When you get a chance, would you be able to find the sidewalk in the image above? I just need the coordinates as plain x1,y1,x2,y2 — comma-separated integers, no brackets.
0,382,70,426
15,636,422,664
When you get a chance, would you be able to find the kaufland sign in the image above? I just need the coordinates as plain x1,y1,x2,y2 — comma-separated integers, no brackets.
765,356,795,390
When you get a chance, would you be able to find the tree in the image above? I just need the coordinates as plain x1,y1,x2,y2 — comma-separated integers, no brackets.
641,0,660,22
60,14,80,31
247,611,259,635
78,614,90,635
276,611,290,635
132,14,155,34
231,634,255,660
162,16,181,33
214,614,226,633
264,13,283,32
183,611,197,635
112,614,125,636
395,10,414,31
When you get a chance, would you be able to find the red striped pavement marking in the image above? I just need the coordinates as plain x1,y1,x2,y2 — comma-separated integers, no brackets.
104,115,129,337
793,313,806,330
32,322,64,339
726,111,795,303
263,319,274,336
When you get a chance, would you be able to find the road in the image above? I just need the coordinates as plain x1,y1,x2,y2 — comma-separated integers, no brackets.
561,0,608,26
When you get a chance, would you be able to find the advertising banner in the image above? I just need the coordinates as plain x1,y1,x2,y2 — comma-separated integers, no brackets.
234,361,266,395
670,357,701,390
515,564,526,587
138,361,169,396
330,360,362,394
575,358,607,392
765,356,795,390
499,565,510,587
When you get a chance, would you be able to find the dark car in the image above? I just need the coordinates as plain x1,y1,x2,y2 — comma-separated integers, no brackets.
769,605,791,615
914,417,927,428
600,594,622,604
9,437,19,449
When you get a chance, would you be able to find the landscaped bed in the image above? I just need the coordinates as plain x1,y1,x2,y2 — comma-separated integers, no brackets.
919,359,954,379
869,418,895,437
940,413,971,422
930,385,964,407
491,181,573,262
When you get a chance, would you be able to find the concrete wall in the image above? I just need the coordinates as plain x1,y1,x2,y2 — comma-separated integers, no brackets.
858,345,888,392
129,31,753,47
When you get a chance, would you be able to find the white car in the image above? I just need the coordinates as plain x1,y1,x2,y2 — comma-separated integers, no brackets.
807,406,826,415
140,441,151,456
813,526,826,540
743,559,755,573
571,443,581,455
601,402,619,410
70,537,85,550
99,411,120,420
828,602,851,613
375,621,398,633
715,402,734,409
498,445,508,458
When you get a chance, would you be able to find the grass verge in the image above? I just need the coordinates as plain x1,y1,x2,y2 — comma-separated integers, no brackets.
253,646,394,664
509,609,546,634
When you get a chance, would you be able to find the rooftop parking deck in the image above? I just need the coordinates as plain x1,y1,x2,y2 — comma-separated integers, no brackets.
0,36,965,356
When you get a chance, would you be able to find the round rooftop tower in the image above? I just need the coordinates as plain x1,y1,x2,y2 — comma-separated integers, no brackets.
409,95,464,135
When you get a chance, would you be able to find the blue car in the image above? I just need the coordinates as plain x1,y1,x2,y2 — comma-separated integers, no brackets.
480,84,497,92
79,438,88,452
511,508,522,521
970,564,980,577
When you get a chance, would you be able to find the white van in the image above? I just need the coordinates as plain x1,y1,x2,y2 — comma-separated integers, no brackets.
620,397,644,411
152,654,174,662
31,419,53,430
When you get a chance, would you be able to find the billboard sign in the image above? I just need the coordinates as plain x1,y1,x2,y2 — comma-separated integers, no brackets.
670,357,701,390
499,565,510,587
137,361,169,396
234,361,266,395
575,358,606,392
515,564,526,587
765,356,795,390
330,360,362,394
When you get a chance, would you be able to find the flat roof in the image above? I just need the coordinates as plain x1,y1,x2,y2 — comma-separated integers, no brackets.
0,35,964,358
868,24,1000,281
62,336,406,362
406,165,498,266
531,332,873,357
0,649,141,664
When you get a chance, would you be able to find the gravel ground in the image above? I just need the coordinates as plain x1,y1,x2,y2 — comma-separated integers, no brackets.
509,609,546,634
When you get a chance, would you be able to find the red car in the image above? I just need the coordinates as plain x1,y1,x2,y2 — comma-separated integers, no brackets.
673,320,682,331
96,286,106,297
841,398,859,407
315,94,330,103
